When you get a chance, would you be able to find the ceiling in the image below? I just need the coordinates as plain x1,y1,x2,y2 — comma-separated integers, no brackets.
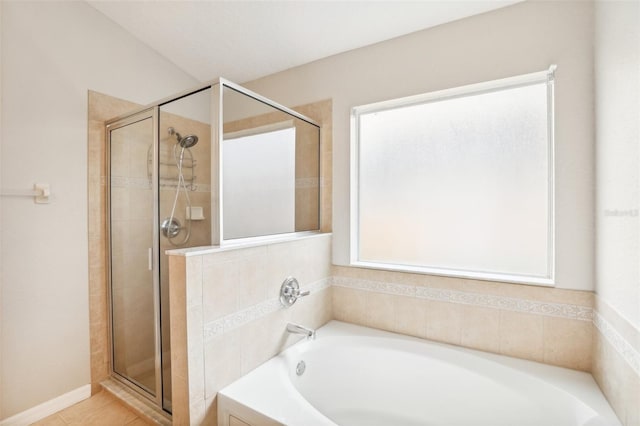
87,0,522,84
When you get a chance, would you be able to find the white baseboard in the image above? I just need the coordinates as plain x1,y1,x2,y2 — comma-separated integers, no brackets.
0,384,91,426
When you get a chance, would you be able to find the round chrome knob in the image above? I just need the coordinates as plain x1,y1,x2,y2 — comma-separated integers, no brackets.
161,217,181,238
279,277,309,307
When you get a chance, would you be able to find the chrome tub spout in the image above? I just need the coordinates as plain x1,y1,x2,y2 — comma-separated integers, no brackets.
286,323,316,340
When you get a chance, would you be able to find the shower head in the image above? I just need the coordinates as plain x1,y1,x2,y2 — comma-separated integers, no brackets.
167,127,199,148
179,134,199,148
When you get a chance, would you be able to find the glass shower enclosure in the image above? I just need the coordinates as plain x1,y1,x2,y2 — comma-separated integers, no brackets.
105,79,320,413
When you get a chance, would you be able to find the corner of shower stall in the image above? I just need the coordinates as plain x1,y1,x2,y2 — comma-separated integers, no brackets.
89,78,325,421
103,86,213,415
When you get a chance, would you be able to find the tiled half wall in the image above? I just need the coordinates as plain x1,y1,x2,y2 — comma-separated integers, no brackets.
332,266,594,371
169,234,639,426
168,234,333,425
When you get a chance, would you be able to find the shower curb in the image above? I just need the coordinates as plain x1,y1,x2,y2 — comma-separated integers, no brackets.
101,378,172,425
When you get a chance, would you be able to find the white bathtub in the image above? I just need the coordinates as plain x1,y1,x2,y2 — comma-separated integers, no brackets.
218,321,620,426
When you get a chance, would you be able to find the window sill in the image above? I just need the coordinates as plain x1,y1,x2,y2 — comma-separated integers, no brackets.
350,260,555,287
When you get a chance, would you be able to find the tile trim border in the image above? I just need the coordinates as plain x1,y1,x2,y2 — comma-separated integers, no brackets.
593,310,640,376
203,278,331,342
331,276,594,321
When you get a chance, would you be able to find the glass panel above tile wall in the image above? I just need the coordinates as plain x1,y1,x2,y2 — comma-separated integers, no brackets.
222,85,320,240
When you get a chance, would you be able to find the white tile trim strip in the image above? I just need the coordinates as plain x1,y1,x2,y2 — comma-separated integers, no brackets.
0,384,91,426
331,276,594,321
203,278,331,341
593,311,640,376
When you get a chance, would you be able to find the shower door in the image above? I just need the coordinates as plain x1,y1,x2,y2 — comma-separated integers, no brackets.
106,88,212,414
107,108,162,406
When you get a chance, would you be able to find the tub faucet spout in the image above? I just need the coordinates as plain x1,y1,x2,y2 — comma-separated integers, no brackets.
286,323,316,340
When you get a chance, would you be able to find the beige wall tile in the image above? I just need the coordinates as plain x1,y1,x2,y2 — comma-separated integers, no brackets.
425,301,463,345
238,319,272,375
186,304,205,404
168,256,190,424
462,279,594,306
543,317,592,371
627,377,640,426
186,256,203,308
205,333,241,399
236,249,269,310
593,328,640,426
365,292,396,332
332,265,467,291
461,305,500,353
596,296,640,353
394,295,428,339
265,237,331,298
499,311,544,362
203,259,239,322
239,310,292,375
332,286,367,325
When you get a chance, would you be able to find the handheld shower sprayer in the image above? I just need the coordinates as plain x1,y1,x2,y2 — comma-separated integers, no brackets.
161,127,200,246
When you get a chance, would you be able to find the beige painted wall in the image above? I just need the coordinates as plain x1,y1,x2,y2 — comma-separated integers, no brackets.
593,1,640,425
245,0,595,291
594,0,640,329
0,1,197,419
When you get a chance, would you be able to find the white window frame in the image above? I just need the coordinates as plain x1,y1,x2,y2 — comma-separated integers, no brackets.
350,66,556,286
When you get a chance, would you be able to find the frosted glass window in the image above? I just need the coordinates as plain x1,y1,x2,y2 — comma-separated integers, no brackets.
353,74,554,284
223,127,296,239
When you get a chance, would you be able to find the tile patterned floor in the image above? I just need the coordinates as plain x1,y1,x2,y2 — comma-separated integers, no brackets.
31,391,154,426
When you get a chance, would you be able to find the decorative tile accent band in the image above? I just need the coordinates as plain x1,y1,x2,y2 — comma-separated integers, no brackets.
198,274,640,378
109,176,211,192
203,278,331,342
593,311,640,376
331,276,594,321
108,175,319,191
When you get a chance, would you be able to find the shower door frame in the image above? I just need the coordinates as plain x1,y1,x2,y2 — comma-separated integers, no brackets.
102,78,322,413
105,107,164,408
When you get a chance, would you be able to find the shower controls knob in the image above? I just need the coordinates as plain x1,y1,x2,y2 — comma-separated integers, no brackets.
279,277,309,307
161,217,182,238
